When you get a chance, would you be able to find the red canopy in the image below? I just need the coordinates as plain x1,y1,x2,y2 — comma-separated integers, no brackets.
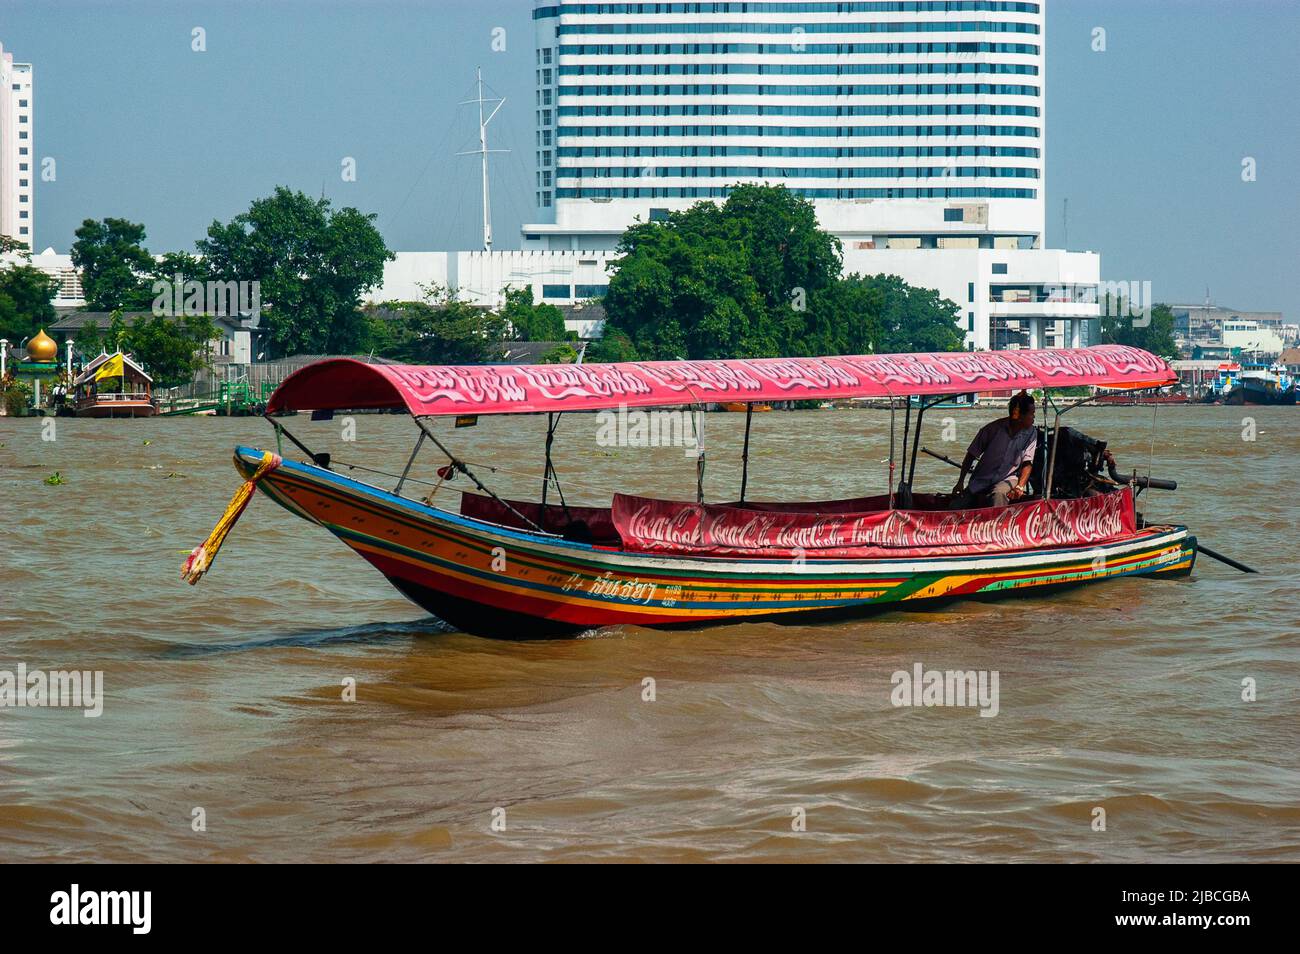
265,345,1176,417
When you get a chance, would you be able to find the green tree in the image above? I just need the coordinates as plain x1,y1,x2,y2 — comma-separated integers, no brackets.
122,313,219,388
1099,299,1179,359
147,250,209,307
197,187,393,357
379,285,508,365
605,184,841,360
71,218,155,311
600,183,962,361
539,343,579,364
500,286,569,340
854,274,965,353
586,328,639,363
0,263,59,342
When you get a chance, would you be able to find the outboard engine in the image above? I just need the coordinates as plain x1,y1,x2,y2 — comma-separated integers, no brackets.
1030,426,1109,499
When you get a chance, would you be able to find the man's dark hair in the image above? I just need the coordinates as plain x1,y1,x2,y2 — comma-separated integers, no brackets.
1008,390,1035,417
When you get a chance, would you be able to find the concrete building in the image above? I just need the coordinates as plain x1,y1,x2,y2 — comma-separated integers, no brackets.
1171,301,1291,357
0,41,34,248
364,249,616,337
508,0,1099,348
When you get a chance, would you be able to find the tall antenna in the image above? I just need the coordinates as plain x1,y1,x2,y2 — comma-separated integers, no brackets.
1062,197,1069,249
458,68,508,251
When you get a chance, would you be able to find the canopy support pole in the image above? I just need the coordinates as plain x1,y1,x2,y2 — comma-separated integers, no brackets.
541,412,555,512
898,398,912,487
540,412,572,530
739,403,754,504
413,416,546,533
695,404,706,504
905,395,944,489
1042,393,1103,501
887,398,897,510
262,414,329,469
393,430,426,497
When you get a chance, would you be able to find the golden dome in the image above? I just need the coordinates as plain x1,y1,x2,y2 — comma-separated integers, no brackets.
27,329,58,363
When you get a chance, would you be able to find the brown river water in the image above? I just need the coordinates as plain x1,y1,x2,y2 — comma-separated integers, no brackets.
1,406,1297,862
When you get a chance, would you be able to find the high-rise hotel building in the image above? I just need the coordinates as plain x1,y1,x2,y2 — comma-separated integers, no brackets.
519,0,1099,349
0,42,34,249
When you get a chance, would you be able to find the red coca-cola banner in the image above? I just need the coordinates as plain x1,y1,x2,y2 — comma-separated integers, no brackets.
612,488,1137,559
266,346,1176,416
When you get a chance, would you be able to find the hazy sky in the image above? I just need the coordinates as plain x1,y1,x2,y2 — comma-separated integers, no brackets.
4,0,1298,315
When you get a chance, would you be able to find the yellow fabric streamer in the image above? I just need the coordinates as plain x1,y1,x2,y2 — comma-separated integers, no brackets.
181,451,281,585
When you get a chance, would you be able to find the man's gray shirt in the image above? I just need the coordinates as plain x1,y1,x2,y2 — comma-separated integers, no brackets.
966,418,1037,494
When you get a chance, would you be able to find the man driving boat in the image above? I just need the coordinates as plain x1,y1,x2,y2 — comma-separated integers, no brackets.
952,391,1037,507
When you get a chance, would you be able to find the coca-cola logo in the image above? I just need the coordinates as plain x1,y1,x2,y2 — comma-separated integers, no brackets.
618,489,1134,556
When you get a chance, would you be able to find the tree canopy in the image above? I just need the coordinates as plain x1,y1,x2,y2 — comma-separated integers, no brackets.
0,264,58,343
601,184,963,360
198,187,392,358
72,311,220,389
1099,299,1179,359
368,284,509,365
71,217,156,311
499,286,570,341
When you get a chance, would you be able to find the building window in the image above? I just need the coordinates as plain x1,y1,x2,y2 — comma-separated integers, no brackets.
19,163,27,171
19,115,27,123
649,207,670,222
19,99,27,107
542,171,551,188
524,234,540,241
542,129,552,146
542,150,551,166
542,109,551,125
542,48,552,65
19,180,29,188
944,208,963,222
542,191,552,208
968,282,975,303
19,211,28,218
19,227,28,235
542,69,552,85
542,284,570,300
19,131,27,139
542,89,552,106
575,284,607,298
992,262,1008,274
968,311,975,331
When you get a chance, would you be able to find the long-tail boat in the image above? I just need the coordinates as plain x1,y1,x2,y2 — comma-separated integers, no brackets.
183,345,1198,637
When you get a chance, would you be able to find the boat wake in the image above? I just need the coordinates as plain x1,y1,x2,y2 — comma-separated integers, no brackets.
153,617,456,657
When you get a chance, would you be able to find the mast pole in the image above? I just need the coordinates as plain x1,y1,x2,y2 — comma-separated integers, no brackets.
459,69,507,253
477,67,491,251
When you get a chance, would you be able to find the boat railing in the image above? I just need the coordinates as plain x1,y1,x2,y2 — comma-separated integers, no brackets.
80,391,154,404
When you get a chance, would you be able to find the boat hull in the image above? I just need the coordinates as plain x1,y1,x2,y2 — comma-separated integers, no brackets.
235,446,1197,638
1222,383,1296,406
74,401,157,418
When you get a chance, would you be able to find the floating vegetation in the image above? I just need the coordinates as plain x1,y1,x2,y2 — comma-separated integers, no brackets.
164,471,187,479
43,471,66,485
142,439,152,446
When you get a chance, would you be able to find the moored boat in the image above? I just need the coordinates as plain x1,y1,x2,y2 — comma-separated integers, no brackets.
184,345,1201,638
71,352,158,418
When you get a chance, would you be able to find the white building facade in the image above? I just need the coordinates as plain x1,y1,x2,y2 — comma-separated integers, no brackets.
507,0,1099,348
0,42,35,248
